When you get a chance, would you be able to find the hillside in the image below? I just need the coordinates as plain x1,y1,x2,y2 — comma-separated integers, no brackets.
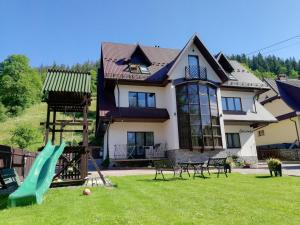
0,99,97,151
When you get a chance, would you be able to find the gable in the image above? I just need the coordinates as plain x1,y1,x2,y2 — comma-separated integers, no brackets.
168,43,223,83
167,34,228,83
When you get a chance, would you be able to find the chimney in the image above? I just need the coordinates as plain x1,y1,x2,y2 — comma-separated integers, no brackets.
276,74,287,81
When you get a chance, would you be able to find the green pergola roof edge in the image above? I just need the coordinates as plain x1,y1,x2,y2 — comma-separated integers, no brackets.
42,69,91,94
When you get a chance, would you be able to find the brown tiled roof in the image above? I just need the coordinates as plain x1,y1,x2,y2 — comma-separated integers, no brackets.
102,42,179,82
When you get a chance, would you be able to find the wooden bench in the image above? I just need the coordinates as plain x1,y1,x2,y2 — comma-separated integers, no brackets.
201,157,228,178
0,168,20,195
153,160,181,180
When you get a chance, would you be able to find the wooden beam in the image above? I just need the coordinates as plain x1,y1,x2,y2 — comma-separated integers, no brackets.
51,110,57,144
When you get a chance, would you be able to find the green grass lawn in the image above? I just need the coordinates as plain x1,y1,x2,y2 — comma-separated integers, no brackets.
0,173,300,225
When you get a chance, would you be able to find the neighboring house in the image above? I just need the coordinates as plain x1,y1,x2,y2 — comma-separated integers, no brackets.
97,34,276,165
256,75,300,148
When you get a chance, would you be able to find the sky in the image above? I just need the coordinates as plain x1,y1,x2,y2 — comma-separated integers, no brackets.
1,0,300,67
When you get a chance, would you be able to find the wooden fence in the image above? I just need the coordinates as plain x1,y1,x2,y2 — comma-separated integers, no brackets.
0,145,37,181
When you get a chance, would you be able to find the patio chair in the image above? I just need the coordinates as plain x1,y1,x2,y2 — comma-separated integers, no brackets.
153,160,181,180
202,157,228,178
0,168,21,195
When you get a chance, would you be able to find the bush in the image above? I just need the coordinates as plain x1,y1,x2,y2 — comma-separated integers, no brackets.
10,124,41,149
0,103,7,122
267,158,281,171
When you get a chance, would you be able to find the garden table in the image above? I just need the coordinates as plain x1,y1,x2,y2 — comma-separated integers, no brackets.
178,162,204,178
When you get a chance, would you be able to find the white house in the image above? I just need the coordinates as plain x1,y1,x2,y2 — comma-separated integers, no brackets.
97,34,276,165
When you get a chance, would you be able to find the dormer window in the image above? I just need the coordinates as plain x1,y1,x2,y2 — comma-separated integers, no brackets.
139,65,150,74
129,64,150,74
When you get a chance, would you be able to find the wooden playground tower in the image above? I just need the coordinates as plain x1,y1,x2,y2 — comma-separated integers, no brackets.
42,69,105,186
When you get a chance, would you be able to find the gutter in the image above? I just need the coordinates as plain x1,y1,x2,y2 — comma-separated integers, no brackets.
290,117,300,145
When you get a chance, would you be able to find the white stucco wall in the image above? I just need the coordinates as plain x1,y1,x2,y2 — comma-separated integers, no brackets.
224,124,257,158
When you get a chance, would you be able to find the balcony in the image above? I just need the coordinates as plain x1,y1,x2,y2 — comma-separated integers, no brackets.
113,143,167,161
185,65,207,80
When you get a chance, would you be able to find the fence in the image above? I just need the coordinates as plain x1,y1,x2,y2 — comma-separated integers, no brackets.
0,145,37,181
257,148,300,161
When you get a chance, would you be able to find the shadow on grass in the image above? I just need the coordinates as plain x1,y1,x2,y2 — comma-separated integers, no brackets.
136,177,190,182
255,175,272,179
0,195,8,210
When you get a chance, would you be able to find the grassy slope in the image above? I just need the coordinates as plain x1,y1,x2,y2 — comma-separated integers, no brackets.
0,98,97,151
0,173,300,225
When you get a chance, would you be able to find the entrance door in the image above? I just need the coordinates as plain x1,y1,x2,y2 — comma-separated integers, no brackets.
127,132,154,159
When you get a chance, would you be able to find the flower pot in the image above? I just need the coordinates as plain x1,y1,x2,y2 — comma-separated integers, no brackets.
269,164,282,177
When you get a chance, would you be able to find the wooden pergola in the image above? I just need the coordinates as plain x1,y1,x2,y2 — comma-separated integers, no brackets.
42,69,105,185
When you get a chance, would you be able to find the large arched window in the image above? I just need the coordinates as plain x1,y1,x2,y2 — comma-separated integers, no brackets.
176,82,222,150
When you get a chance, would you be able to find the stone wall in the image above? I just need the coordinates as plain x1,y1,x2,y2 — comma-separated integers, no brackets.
257,149,300,161
167,149,258,164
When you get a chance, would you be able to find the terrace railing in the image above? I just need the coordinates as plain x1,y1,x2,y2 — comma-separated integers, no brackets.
185,65,207,80
113,143,167,160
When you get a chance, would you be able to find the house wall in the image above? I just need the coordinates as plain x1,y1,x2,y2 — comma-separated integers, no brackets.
263,98,293,117
255,116,300,146
170,43,222,83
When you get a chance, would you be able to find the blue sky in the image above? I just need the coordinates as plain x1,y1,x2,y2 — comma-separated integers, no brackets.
1,0,300,67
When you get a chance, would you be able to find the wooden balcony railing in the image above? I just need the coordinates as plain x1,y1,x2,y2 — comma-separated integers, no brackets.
185,66,207,80
113,143,167,160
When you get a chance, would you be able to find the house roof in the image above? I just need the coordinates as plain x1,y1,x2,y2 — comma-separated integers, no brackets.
221,60,269,90
102,42,179,83
43,69,91,94
276,79,300,112
264,78,279,94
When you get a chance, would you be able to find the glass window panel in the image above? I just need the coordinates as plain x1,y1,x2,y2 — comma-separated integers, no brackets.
226,134,233,148
227,98,235,110
234,98,242,111
137,93,146,107
192,136,202,147
203,125,212,135
177,95,188,105
176,85,187,96
199,84,207,95
204,137,213,147
209,87,216,96
139,65,149,74
127,132,136,145
233,133,241,148
200,105,210,115
136,133,145,147
211,116,220,125
189,105,199,115
221,97,227,110
200,95,209,105
188,84,198,95
190,115,201,125
189,94,199,104
178,105,189,114
147,93,156,107
145,132,154,146
129,92,137,107
214,137,222,147
201,115,211,125
212,127,221,136
191,125,201,135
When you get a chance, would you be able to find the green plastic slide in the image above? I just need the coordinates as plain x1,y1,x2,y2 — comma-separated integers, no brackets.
8,141,65,207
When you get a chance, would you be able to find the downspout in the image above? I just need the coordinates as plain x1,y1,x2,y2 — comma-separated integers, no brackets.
105,118,112,162
290,117,300,146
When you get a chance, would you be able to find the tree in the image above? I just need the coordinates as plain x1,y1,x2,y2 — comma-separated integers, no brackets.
0,103,7,122
10,124,41,149
0,55,42,116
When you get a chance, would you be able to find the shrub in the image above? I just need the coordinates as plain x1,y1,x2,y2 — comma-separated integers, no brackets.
0,103,7,122
267,158,281,170
10,124,41,149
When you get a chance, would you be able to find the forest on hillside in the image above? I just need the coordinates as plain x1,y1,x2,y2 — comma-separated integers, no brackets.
230,53,300,79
